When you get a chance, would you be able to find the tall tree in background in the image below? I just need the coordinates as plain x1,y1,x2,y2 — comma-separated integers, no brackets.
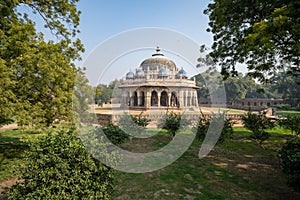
204,0,300,82
269,71,300,106
194,70,276,104
0,0,83,126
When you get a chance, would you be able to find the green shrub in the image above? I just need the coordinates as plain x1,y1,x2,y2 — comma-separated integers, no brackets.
131,112,151,128
241,112,275,144
157,111,190,137
280,137,300,192
102,122,129,145
8,129,114,200
279,114,300,135
118,112,151,136
194,112,233,144
194,114,209,141
275,104,291,110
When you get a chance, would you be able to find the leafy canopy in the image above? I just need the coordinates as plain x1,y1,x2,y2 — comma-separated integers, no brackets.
203,0,300,83
0,0,84,127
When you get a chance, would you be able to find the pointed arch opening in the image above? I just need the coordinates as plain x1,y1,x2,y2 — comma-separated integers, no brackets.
151,91,158,106
139,91,145,106
171,92,179,107
160,91,168,106
133,91,138,106
126,91,130,106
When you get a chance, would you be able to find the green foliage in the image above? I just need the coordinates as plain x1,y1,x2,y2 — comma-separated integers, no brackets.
193,70,276,105
0,0,83,127
275,104,292,110
280,137,300,192
203,0,300,83
131,112,151,128
118,112,150,136
95,84,113,105
279,114,300,135
72,69,95,125
194,112,233,144
269,71,300,105
157,111,190,137
241,112,275,144
102,123,129,145
8,129,114,200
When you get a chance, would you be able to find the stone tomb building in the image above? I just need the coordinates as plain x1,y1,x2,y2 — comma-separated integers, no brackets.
118,47,199,110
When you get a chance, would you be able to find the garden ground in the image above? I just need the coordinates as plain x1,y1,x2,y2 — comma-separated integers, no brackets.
0,126,300,199
113,127,300,199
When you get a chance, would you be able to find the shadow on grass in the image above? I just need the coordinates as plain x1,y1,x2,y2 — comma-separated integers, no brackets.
0,133,29,183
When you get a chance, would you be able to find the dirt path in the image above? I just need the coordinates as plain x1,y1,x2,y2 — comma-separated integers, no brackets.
0,178,18,200
0,124,18,132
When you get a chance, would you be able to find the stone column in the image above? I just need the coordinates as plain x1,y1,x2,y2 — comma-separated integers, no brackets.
185,91,188,107
179,90,184,108
120,90,125,107
158,92,161,107
145,90,151,108
137,91,140,106
189,91,192,106
129,91,132,107
194,91,198,106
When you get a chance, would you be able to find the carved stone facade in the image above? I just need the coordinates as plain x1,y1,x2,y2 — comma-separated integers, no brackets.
119,47,199,110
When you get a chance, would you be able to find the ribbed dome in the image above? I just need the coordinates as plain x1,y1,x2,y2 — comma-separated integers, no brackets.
178,68,187,75
176,68,188,78
158,68,169,77
135,69,145,77
126,71,135,79
140,46,176,72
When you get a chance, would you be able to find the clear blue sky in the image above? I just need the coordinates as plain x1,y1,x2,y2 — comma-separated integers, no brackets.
76,0,213,84
77,0,212,59
22,0,214,85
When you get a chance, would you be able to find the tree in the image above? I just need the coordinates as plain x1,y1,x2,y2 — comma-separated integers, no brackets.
224,74,248,104
73,69,94,125
203,0,300,83
118,112,151,137
241,112,275,145
0,0,83,127
279,114,300,135
194,111,233,144
157,111,190,137
269,71,300,106
193,70,271,104
95,84,112,106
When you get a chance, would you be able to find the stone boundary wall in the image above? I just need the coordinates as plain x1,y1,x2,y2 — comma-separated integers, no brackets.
97,113,245,127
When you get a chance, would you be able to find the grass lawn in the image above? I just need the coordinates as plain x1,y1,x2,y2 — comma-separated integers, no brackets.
1,126,299,199
0,127,62,196
112,127,300,200
276,110,300,117
0,129,40,182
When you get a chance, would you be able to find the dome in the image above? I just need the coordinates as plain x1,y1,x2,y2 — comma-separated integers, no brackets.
126,71,135,79
140,46,176,72
178,68,187,75
176,68,188,78
158,68,169,77
135,69,145,78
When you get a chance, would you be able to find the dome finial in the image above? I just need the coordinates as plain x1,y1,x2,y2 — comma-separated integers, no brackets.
156,45,160,52
152,45,164,56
